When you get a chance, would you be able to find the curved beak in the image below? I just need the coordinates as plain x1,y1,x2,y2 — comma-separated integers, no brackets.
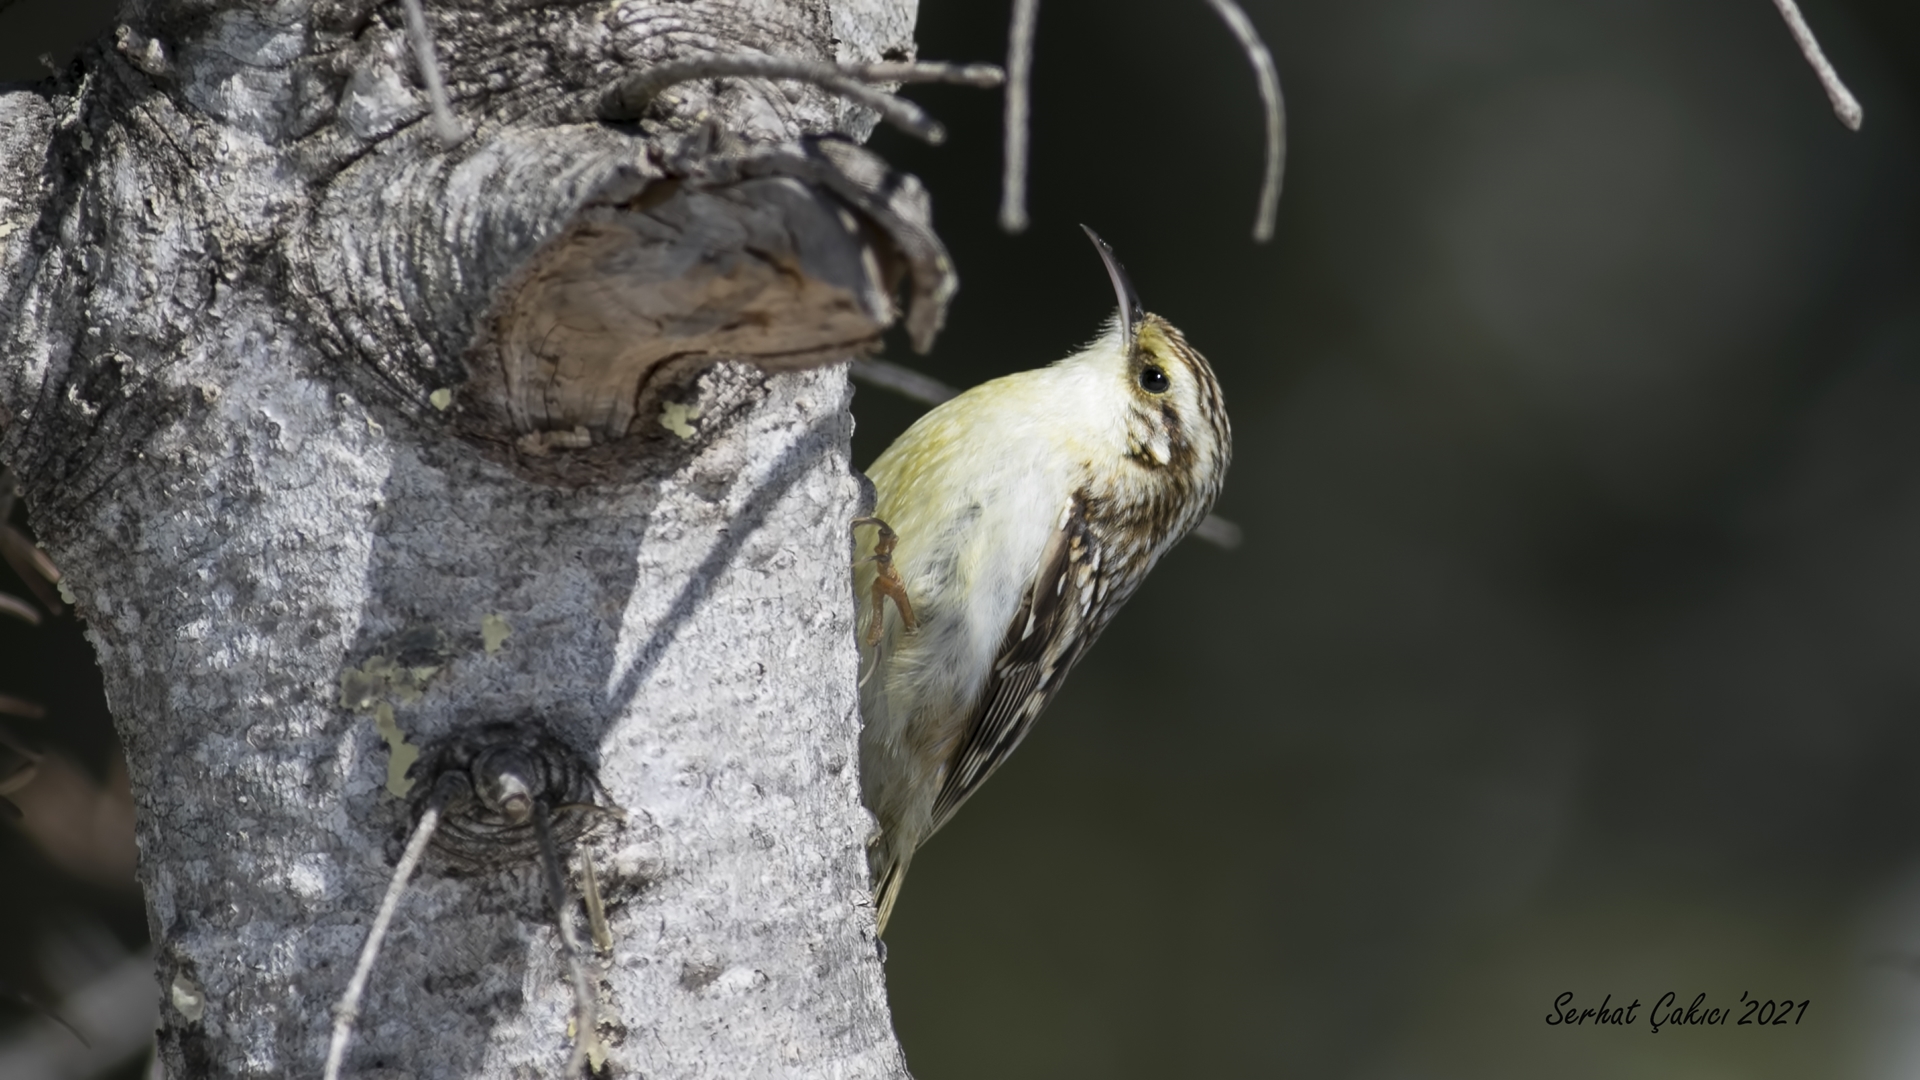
1080,225,1144,345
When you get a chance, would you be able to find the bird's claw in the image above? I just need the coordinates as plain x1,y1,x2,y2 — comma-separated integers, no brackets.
852,517,917,646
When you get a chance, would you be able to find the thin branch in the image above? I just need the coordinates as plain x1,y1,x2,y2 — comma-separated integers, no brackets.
397,0,466,148
0,761,39,799
1203,0,1287,242
1769,0,1863,130
579,844,614,953
599,57,1004,146
849,359,1243,550
0,988,84,1046
533,803,600,1077
1,523,65,599
0,593,41,625
323,797,447,1080
0,693,46,720
604,56,1002,108
0,730,43,798
0,527,60,578
1189,513,1244,550
849,358,959,406
846,61,1006,86
1000,0,1040,233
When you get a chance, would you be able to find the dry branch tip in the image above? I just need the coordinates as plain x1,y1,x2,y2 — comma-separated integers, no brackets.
999,0,1040,233
1770,0,1864,130
1203,0,1287,242
398,0,467,148
322,779,459,1080
598,56,1004,146
534,802,601,1076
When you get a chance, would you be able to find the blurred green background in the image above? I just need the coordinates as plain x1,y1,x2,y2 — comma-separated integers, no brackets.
6,0,1920,1077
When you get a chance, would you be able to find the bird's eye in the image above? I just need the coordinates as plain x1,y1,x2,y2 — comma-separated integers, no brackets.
1138,364,1170,394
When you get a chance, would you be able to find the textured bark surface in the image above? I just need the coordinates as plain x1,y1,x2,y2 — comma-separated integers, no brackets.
0,0,925,1076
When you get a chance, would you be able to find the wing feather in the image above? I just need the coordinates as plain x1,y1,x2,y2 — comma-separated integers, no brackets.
927,494,1109,835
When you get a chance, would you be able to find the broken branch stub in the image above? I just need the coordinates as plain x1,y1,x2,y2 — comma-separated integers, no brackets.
459,135,955,480
410,720,615,874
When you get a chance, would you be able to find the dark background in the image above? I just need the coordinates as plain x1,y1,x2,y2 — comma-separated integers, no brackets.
6,0,1920,1077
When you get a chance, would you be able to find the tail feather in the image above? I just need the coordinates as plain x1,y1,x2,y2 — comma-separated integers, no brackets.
873,853,910,936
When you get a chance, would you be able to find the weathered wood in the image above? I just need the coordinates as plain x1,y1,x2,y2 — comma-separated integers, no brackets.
0,1,933,1076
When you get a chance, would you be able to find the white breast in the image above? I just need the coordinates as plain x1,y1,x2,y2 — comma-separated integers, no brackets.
857,346,1134,769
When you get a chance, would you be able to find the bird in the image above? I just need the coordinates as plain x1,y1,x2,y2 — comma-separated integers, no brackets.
853,226,1232,934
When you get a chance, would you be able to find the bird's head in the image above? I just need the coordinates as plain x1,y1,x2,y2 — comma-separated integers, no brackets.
1073,227,1232,499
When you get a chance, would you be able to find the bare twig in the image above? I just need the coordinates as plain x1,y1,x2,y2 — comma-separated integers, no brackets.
0,987,84,1045
0,592,41,625
323,792,451,1080
849,359,1243,550
1204,0,1287,242
0,762,39,800
0,482,50,614
0,693,47,720
0,729,44,798
1769,0,1863,130
599,57,1004,145
847,61,1006,86
850,358,957,405
579,844,614,953
1000,0,1040,233
0,528,60,580
397,0,465,148
849,358,959,406
1190,513,1244,550
992,0,1284,238
533,802,600,1076
1,524,65,617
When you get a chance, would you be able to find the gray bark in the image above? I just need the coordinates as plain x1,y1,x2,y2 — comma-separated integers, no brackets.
0,0,929,1076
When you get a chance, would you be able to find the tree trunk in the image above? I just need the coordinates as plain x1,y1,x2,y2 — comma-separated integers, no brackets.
0,1,929,1076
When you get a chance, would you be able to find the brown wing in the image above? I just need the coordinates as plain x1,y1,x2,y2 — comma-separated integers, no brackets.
927,494,1128,836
